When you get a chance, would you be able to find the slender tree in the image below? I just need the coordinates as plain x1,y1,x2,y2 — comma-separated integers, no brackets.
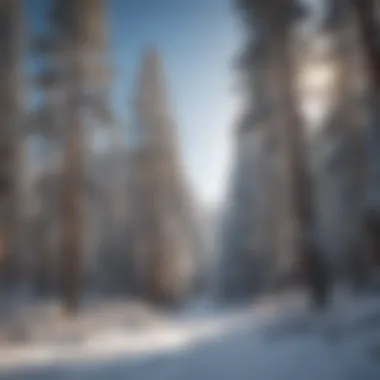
0,0,25,287
326,0,371,288
352,0,380,273
31,61,65,294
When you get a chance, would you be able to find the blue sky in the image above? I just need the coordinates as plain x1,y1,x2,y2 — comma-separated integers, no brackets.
25,0,243,207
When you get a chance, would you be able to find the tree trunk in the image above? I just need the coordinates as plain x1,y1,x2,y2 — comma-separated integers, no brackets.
272,6,328,307
60,64,84,314
34,216,50,295
0,0,24,287
59,1,86,312
352,0,380,275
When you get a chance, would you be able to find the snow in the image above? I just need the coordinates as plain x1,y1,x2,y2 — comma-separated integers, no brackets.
1,293,380,380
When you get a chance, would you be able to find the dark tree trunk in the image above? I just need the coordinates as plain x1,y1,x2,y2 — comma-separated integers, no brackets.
60,71,84,314
271,2,329,307
35,219,50,295
352,0,380,276
0,0,24,287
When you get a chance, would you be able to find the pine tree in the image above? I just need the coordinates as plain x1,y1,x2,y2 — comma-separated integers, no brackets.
218,28,276,301
0,0,25,287
235,0,328,306
352,0,380,276
129,49,196,305
31,43,65,294
36,0,111,313
324,0,371,289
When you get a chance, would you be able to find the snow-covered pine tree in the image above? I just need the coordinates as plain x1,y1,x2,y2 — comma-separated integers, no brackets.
128,49,197,305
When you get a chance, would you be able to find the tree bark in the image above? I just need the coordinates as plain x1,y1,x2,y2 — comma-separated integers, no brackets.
352,0,380,274
0,0,24,287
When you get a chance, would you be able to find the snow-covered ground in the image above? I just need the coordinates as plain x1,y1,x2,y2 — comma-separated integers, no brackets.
1,293,380,380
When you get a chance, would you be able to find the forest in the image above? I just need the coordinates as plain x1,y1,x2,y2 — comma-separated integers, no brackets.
0,0,380,379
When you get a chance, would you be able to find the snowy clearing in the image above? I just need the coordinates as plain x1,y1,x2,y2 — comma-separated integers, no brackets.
0,293,380,380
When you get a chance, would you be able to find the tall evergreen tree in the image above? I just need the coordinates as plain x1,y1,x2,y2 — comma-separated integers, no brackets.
298,0,372,291
218,20,276,301
129,49,196,305
235,0,328,306
37,0,111,313
352,0,380,273
0,0,25,287
324,0,370,288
